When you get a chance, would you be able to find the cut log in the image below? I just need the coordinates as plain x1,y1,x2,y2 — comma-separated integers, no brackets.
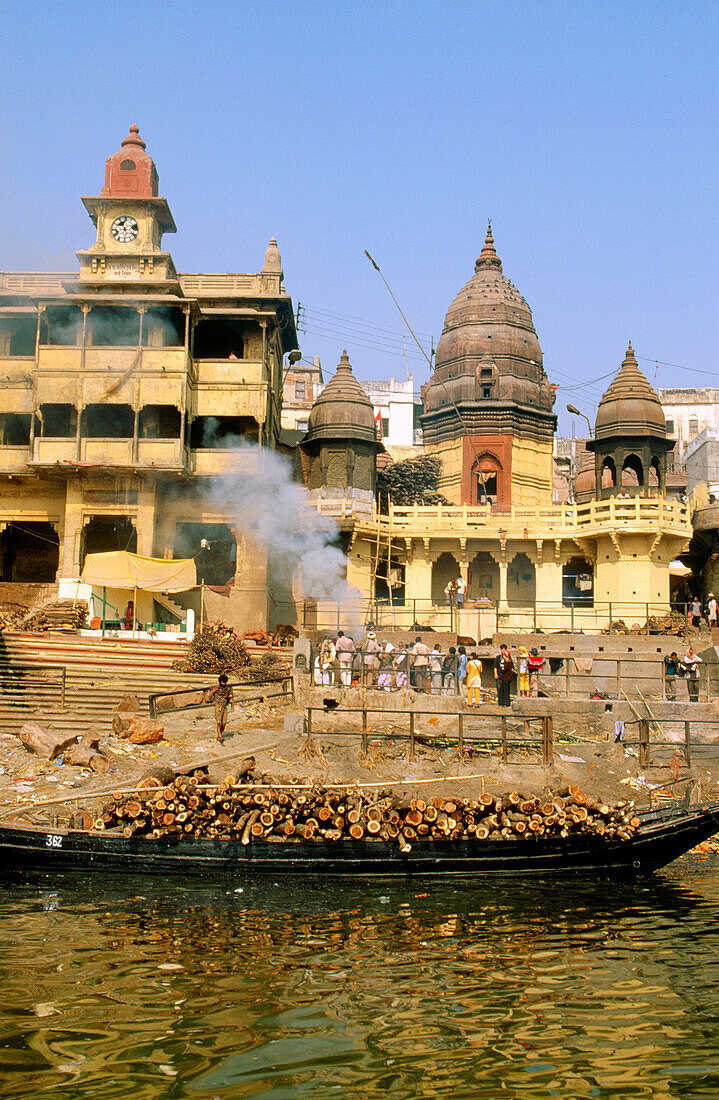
17,723,79,760
128,718,165,745
64,742,109,773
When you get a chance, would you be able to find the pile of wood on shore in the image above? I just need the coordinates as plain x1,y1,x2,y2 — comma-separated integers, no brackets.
376,455,450,508
16,600,88,634
0,604,29,632
91,779,640,853
172,621,252,673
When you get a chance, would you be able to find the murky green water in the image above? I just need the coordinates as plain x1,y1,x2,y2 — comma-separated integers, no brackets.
1,859,719,1098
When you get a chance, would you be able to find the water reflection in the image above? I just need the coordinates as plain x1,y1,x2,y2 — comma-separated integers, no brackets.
0,862,718,1098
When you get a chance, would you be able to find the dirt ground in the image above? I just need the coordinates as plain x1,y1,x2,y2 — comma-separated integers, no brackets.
2,694,719,829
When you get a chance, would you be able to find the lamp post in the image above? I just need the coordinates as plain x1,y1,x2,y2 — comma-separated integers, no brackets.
566,404,594,504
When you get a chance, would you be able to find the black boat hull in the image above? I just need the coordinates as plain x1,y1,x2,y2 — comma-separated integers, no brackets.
2,803,718,878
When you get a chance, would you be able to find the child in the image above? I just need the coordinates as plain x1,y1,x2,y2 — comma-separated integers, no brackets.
466,652,483,707
518,647,530,697
211,673,232,742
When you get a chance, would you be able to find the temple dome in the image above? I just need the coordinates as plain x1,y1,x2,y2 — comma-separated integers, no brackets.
594,344,666,440
423,224,552,415
306,350,379,444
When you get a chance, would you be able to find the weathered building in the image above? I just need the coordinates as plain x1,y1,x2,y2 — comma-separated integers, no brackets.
0,125,299,630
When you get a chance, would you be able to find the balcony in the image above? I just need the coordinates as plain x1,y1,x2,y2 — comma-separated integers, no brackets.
136,438,187,470
0,446,30,474
79,439,134,466
193,358,264,386
30,439,77,467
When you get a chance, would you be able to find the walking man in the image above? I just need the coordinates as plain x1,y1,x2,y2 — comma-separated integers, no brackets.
494,643,514,707
690,595,703,628
682,646,702,702
411,635,431,693
211,673,232,742
429,643,443,695
708,593,718,629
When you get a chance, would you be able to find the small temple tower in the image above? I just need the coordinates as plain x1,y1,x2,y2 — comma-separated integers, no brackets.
300,350,381,513
421,224,557,507
586,343,673,497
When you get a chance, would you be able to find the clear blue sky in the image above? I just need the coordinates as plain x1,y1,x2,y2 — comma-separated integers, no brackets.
2,0,718,433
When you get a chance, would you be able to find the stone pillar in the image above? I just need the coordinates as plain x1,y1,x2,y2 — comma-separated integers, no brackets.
498,558,508,610
59,480,83,577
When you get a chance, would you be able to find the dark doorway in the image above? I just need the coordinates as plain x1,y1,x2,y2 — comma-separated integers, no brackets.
139,405,181,439
173,523,237,586
82,405,134,438
0,522,59,582
80,517,137,569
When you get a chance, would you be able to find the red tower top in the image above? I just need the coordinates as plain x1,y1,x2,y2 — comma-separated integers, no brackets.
101,124,159,198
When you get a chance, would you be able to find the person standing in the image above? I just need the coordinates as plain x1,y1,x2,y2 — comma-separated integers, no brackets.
377,642,395,692
466,652,483,706
664,651,679,700
395,643,409,688
494,643,514,707
455,575,466,609
411,635,431,693
707,593,718,629
527,648,545,697
429,643,443,695
318,634,336,686
335,630,356,687
444,579,456,608
690,596,703,627
442,646,457,694
210,673,232,742
457,645,468,695
517,647,530,697
361,631,381,687
682,646,702,701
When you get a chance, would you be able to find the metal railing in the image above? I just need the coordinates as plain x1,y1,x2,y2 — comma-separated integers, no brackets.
148,675,292,718
305,705,555,765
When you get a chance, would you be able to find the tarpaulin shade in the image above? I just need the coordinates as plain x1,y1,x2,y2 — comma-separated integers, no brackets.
669,560,692,577
81,550,196,592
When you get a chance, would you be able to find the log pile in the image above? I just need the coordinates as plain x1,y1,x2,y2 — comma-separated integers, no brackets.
17,600,88,634
94,781,640,851
646,610,692,636
0,604,29,632
376,455,449,507
172,621,251,673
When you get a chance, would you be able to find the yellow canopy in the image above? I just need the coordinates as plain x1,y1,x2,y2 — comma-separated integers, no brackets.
81,551,196,593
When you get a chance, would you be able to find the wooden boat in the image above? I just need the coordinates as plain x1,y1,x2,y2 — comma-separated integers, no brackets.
0,801,717,877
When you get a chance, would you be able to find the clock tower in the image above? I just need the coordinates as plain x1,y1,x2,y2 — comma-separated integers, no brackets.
75,124,180,292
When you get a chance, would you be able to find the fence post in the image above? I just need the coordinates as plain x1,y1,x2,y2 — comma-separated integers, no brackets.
362,708,368,754
570,602,575,635
617,659,621,698
61,667,66,710
609,602,612,633
565,658,571,698
457,713,464,756
707,666,712,703
543,716,553,766
306,707,312,739
638,718,650,768
495,600,499,633
533,599,537,634
409,711,415,760
501,715,507,763
684,720,691,767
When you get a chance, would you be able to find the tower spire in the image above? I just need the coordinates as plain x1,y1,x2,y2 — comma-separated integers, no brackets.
475,221,502,271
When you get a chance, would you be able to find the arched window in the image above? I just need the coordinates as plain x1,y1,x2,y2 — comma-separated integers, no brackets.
120,159,136,170
473,453,501,505
689,416,699,438
601,457,616,488
621,453,643,488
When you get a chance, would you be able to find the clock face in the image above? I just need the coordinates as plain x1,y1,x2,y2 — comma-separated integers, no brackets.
110,215,139,243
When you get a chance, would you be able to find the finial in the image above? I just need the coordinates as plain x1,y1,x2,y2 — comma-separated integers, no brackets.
121,123,146,150
262,237,282,274
624,341,637,363
475,221,502,271
338,349,352,370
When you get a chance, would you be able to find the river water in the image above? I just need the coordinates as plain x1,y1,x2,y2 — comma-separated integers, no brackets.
1,859,719,1099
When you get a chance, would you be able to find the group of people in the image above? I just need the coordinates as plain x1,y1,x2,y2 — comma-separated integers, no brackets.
687,594,718,629
663,647,704,701
313,633,547,707
443,577,467,609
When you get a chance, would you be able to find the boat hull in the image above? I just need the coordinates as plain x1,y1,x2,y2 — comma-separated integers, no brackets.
1,803,718,878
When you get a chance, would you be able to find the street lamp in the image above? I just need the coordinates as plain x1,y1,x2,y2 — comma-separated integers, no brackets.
566,404,593,437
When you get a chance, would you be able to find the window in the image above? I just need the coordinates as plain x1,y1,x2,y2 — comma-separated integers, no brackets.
296,419,309,432
120,159,136,170
294,380,306,400
665,419,674,435
381,418,389,438
482,387,491,398
689,416,699,438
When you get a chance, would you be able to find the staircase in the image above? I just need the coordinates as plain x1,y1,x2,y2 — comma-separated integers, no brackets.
0,632,292,736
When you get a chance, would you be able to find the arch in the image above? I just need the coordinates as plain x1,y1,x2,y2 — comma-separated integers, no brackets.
432,551,460,605
472,452,502,505
119,159,136,170
621,453,643,488
507,552,536,607
80,516,137,570
563,556,594,607
649,456,661,490
601,456,616,489
467,551,499,602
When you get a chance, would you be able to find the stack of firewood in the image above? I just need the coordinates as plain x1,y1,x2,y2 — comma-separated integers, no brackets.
17,600,88,633
94,781,640,852
0,604,29,632
172,621,251,673
646,610,692,636
376,455,449,508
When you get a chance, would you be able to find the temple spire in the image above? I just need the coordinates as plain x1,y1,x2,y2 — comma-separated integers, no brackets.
475,221,502,271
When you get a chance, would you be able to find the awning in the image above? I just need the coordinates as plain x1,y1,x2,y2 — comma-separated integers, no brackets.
669,560,692,577
81,550,196,592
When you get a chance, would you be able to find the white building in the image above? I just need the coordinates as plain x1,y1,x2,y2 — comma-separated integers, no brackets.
360,376,421,459
658,387,719,464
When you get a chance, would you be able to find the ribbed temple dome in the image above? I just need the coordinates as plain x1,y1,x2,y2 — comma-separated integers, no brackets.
594,344,666,439
306,350,378,443
424,223,551,415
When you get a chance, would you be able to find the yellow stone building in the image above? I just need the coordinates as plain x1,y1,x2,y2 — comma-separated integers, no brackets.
0,125,299,631
301,233,692,637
